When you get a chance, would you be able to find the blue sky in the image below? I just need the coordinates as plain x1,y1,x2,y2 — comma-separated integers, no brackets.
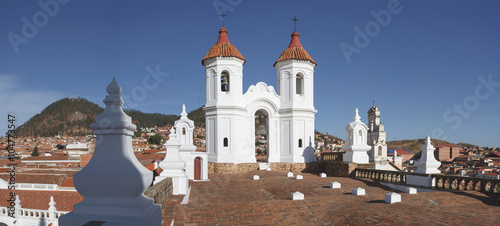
1,0,499,147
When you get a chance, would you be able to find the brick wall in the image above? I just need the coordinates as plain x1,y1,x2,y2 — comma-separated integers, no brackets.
144,177,173,205
208,161,372,177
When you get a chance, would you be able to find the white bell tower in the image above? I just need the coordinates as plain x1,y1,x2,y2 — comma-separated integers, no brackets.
274,30,317,163
203,27,247,163
367,105,387,162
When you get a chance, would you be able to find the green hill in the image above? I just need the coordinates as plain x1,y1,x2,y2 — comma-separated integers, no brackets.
15,97,205,137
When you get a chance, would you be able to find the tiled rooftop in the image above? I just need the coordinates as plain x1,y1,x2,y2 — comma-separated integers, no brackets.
0,189,83,211
0,173,68,186
274,31,317,66
202,27,246,64
164,171,500,225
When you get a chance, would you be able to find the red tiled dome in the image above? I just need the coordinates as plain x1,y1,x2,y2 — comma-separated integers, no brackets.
274,31,316,67
202,27,246,65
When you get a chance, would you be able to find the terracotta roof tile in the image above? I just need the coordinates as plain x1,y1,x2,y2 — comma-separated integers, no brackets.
0,173,68,186
0,189,82,211
274,31,316,66
61,177,74,187
202,27,246,64
22,156,70,161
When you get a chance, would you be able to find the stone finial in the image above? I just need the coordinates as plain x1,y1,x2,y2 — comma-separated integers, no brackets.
15,195,21,207
169,127,178,143
423,135,432,149
106,77,121,95
354,108,361,122
103,77,124,107
49,196,56,208
180,104,188,119
48,195,57,219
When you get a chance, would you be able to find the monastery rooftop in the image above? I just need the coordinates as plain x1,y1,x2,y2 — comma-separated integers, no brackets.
162,171,500,225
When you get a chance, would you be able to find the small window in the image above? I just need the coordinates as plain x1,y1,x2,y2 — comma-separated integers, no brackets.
182,128,186,135
296,74,303,95
378,146,382,156
358,130,362,137
298,139,303,148
223,137,228,147
221,71,229,92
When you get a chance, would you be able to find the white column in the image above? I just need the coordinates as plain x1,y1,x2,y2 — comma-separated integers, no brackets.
59,77,161,226
157,128,189,195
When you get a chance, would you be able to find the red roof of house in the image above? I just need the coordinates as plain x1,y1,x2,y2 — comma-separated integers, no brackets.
0,189,82,211
202,27,246,64
22,156,70,161
483,172,499,176
0,173,68,186
274,31,317,66
61,177,74,188
145,162,156,172
143,149,163,154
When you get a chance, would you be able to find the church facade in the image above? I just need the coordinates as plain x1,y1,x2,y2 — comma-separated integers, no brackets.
202,27,317,164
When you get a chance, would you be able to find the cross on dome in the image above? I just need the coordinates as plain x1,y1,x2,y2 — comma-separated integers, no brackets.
220,13,227,27
291,16,299,31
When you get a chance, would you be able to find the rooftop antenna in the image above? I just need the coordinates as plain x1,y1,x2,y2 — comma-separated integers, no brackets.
220,13,227,27
291,16,299,31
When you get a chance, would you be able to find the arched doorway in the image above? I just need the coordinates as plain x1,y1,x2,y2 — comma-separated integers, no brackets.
255,110,268,162
194,157,201,180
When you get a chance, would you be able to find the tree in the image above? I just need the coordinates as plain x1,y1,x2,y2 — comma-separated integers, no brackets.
148,134,164,145
31,145,40,157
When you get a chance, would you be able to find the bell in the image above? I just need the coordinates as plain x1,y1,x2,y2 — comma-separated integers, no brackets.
257,124,267,136
221,77,228,86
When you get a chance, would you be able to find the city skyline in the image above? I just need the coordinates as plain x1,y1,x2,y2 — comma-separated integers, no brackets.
1,1,499,147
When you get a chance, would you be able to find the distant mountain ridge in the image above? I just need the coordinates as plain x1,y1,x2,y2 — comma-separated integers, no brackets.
15,97,205,137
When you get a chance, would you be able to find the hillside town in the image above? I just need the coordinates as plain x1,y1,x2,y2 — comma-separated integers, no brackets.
1,1,499,224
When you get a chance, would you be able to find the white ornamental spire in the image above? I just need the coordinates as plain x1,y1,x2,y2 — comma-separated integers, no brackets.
354,108,361,122
157,126,189,194
59,77,161,225
180,104,188,119
414,135,441,174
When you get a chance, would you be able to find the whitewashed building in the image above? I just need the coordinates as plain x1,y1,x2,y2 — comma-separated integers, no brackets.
343,109,371,164
176,105,208,181
203,27,317,164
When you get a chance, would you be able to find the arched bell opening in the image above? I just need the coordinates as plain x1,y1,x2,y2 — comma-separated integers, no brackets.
255,110,269,162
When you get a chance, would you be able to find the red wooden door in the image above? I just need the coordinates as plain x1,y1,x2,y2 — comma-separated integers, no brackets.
194,157,201,180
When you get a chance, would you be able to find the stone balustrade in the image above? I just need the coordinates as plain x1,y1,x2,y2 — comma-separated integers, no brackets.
321,152,344,162
432,174,500,193
354,168,406,184
0,206,67,219
353,168,500,193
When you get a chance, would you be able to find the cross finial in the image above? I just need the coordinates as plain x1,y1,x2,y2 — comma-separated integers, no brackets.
291,16,299,31
372,99,375,106
220,13,227,27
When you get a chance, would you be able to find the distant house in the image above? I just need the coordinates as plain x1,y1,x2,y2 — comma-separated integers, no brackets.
434,144,460,162
388,149,414,163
